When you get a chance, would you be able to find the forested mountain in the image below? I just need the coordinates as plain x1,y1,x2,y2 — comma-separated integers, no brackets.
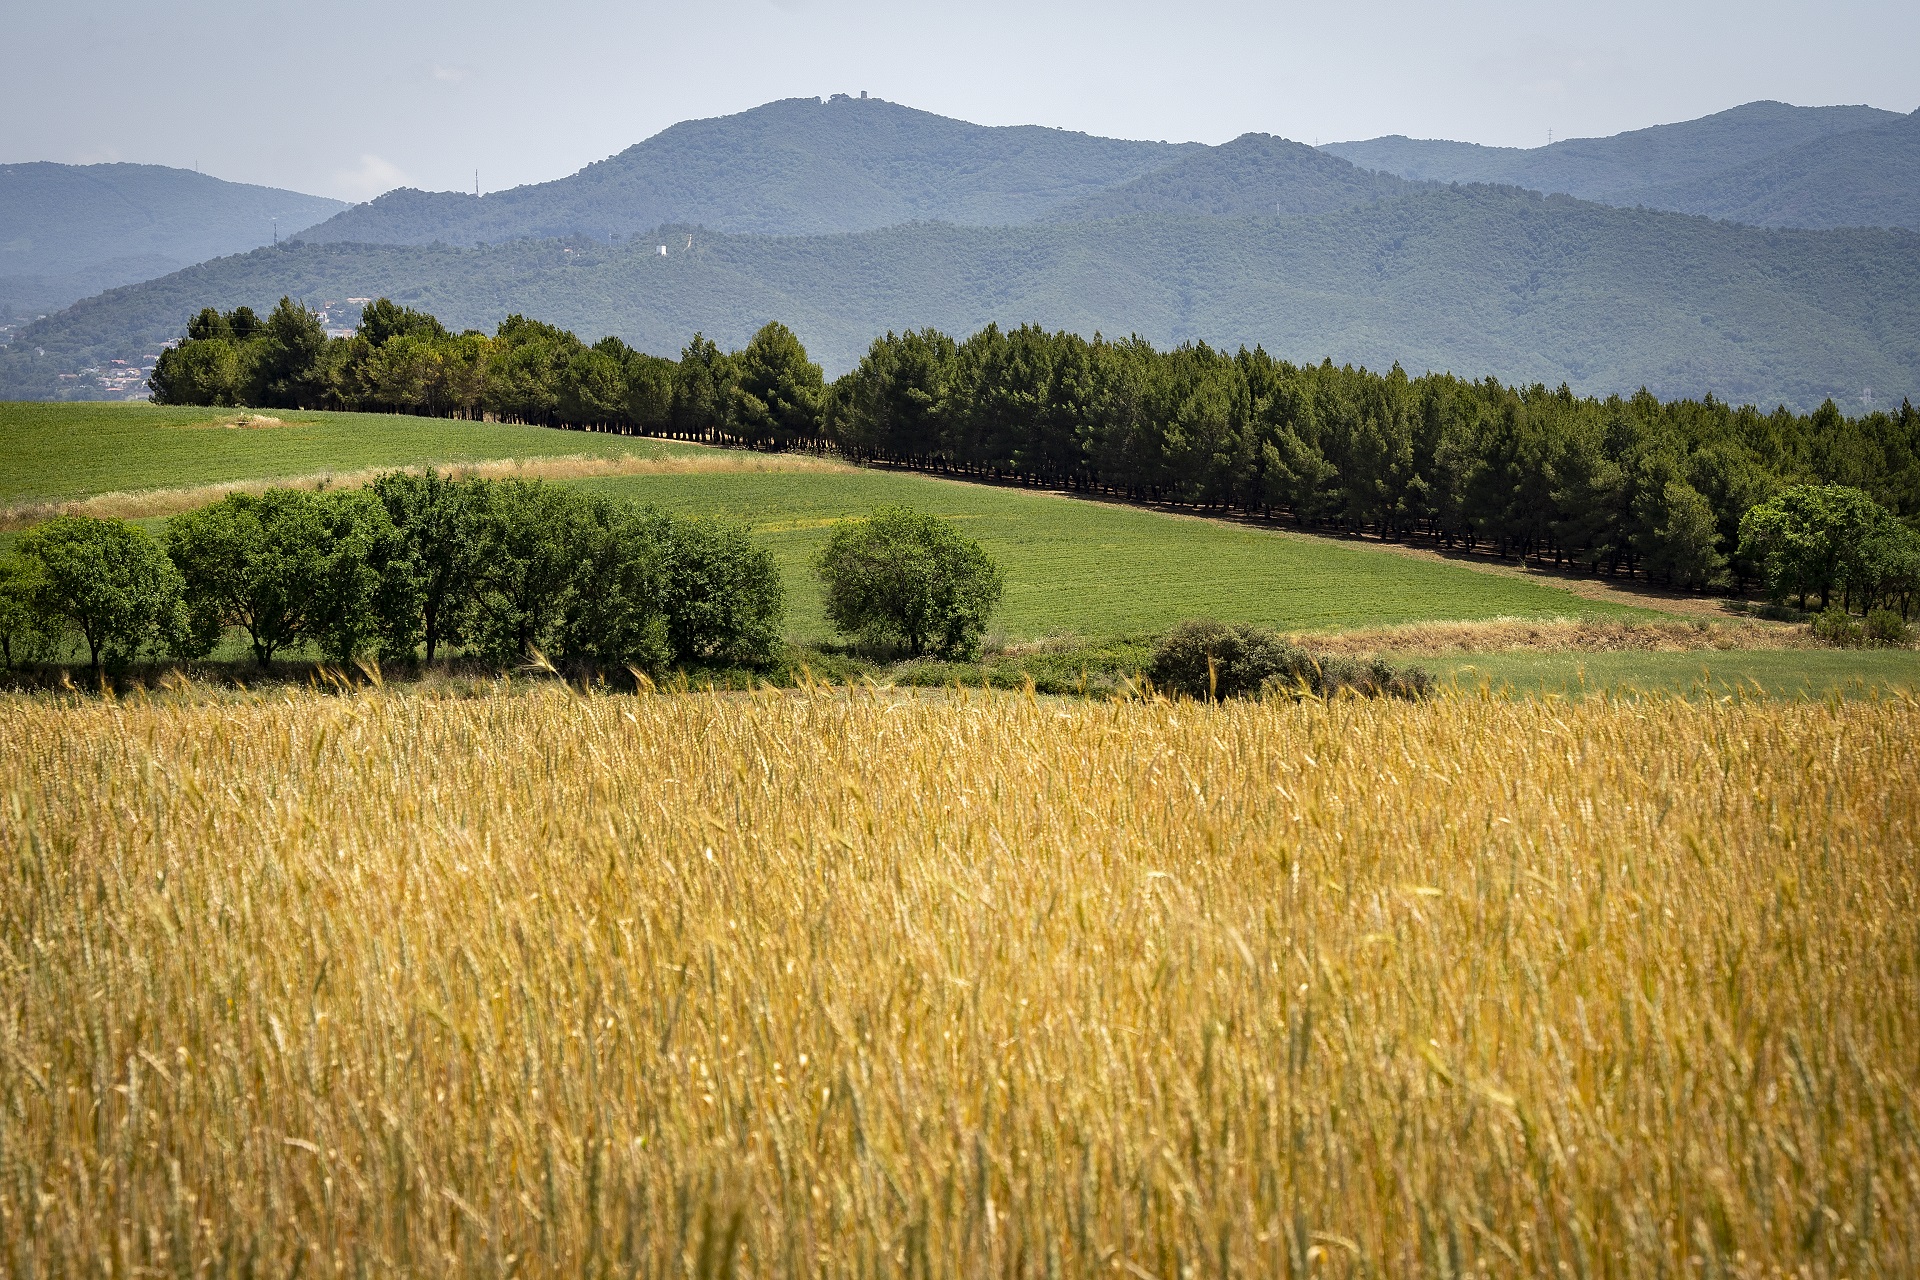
0,163,346,315
8,184,1915,410
1043,134,1419,220
299,96,1200,247
1324,101,1915,228
1614,108,1920,231
1325,101,1898,199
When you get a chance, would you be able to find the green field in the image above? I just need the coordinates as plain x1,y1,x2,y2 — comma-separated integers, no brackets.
1436,648,1920,697
9,403,1915,696
570,469,1652,640
0,401,691,506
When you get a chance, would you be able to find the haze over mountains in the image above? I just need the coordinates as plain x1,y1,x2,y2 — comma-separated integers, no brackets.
0,164,346,315
1328,101,1920,233
3,95,1917,409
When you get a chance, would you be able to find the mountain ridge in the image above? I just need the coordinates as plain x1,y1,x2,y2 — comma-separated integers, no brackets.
300,96,1203,246
7,184,1915,411
1042,134,1421,221
1322,100,1917,229
0,162,346,314
1612,108,1920,230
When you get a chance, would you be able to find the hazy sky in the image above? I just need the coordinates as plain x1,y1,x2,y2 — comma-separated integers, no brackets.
6,0,1916,201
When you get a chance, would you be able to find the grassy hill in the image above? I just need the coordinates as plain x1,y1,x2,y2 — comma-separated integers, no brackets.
8,184,1917,408
0,402,1647,644
1322,100,1903,212
571,467,1648,641
0,162,345,315
1617,108,1920,231
0,401,698,510
300,96,1199,246
13,401,1920,696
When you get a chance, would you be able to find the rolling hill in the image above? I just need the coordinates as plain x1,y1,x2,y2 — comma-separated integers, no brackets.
0,163,346,315
7,183,1916,410
1323,101,1914,227
298,95,1201,246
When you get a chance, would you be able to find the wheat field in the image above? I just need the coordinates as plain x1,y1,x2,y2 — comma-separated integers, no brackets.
2,684,1916,1277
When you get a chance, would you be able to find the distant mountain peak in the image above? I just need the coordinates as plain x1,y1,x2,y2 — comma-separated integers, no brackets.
300,97,1203,248
1321,100,1912,228
1,162,344,314
1045,132,1418,221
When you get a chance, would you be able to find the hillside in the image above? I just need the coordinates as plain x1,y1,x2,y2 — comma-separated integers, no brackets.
1324,100,1907,223
1044,134,1419,220
299,96,1200,246
8,184,1916,409
1615,108,1920,230
0,162,346,315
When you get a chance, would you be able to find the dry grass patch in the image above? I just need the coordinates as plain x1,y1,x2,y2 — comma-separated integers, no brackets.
0,450,857,529
170,412,292,430
2,687,1916,1275
1299,616,1812,656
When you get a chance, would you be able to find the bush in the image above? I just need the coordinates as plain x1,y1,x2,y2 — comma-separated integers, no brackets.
1149,619,1432,701
1811,607,1865,648
1865,609,1913,647
817,506,1004,659
1149,619,1303,698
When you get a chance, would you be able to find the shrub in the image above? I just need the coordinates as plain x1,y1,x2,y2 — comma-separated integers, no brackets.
1149,619,1431,701
1865,609,1913,647
1297,653,1436,700
1149,619,1304,699
817,506,1004,659
1812,607,1865,648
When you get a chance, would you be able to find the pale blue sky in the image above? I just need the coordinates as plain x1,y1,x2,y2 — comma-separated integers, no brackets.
6,0,1916,200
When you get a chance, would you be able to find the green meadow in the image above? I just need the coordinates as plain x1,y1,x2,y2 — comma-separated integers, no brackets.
569,469,1651,640
0,401,692,507
9,401,1914,698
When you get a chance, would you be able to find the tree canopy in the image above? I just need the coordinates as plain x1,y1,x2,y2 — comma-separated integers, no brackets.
816,506,1005,658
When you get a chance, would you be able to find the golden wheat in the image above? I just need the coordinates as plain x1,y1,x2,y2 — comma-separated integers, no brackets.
1,685,1915,1277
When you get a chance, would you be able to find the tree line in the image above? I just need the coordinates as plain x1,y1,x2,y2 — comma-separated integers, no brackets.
150,298,1920,608
0,475,783,675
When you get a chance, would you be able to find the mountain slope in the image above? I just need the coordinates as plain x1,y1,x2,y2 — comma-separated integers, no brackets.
1614,109,1920,230
0,163,346,314
1323,101,1903,212
300,96,1201,247
9,187,1916,409
1043,134,1419,220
